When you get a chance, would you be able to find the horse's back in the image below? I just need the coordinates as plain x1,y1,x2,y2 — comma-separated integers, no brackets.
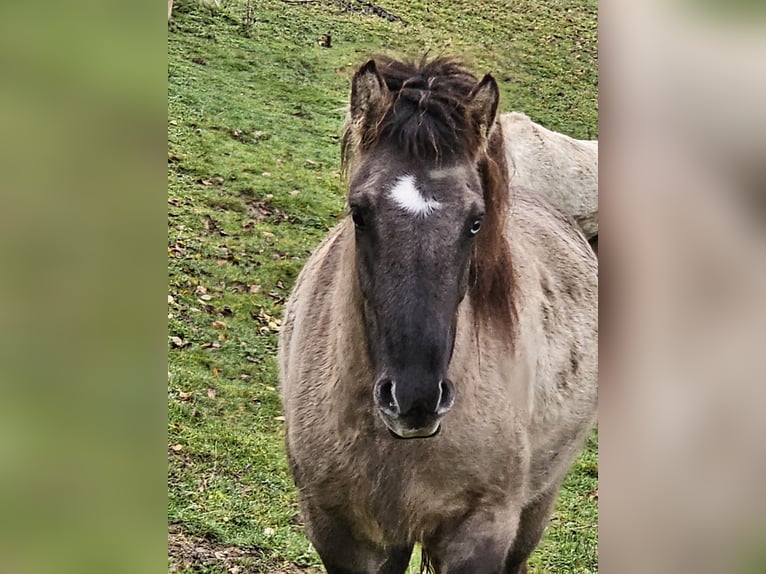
501,111,598,240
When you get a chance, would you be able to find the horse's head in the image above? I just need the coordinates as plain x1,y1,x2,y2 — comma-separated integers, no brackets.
343,57,508,439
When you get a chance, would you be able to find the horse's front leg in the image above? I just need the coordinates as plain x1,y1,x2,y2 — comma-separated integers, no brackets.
424,507,521,574
302,505,413,574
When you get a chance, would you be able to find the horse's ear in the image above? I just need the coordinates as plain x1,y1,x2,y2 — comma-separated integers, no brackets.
467,74,499,141
350,60,390,124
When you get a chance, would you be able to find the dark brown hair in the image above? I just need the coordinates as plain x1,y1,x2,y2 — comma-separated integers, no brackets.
469,124,517,343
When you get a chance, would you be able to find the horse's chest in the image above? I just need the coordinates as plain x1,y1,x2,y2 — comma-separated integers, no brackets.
338,433,522,543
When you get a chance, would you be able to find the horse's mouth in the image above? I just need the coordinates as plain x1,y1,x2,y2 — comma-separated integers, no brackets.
384,420,442,440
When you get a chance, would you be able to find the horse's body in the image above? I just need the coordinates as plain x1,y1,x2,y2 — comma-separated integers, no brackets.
278,57,597,573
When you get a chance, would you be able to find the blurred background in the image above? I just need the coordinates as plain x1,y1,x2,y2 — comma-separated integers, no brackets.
600,0,766,572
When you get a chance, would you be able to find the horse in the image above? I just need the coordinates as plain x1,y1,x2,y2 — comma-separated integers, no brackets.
278,56,598,574
499,111,598,245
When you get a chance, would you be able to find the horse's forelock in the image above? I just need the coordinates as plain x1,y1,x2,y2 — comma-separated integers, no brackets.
342,56,483,170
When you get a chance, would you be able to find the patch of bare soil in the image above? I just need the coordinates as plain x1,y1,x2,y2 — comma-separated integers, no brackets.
168,524,313,574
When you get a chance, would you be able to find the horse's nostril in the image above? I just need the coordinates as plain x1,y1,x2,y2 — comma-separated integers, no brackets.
436,379,455,415
374,378,399,416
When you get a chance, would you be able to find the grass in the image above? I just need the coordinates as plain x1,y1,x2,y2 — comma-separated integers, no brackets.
167,0,598,571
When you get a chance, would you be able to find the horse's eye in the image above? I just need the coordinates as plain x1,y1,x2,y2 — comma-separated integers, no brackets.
351,206,365,229
469,217,483,236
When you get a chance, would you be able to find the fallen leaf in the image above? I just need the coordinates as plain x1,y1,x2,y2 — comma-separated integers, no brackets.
170,444,183,452
170,336,187,348
263,527,275,536
248,284,261,294
212,320,227,330
178,390,194,400
212,367,219,377
195,286,208,295
207,387,216,399
274,416,285,422
199,294,212,301
168,295,175,304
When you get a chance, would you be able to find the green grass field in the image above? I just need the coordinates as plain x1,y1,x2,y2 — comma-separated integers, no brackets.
168,0,598,571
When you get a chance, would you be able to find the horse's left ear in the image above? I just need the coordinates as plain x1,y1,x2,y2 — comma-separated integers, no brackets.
467,74,499,141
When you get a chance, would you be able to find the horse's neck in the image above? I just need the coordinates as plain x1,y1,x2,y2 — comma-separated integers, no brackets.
331,226,375,389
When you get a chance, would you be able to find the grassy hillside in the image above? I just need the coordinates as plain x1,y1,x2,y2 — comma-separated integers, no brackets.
168,0,598,571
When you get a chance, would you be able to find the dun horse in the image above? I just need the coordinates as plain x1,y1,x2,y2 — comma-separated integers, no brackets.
499,111,598,244
278,56,598,573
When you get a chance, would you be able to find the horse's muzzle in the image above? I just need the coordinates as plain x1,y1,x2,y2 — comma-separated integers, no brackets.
374,377,455,439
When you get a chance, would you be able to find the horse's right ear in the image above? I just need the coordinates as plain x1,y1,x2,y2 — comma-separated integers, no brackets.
467,73,500,142
350,60,390,124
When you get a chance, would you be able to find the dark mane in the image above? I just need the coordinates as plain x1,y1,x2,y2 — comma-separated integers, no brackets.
341,55,517,343
469,124,517,344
